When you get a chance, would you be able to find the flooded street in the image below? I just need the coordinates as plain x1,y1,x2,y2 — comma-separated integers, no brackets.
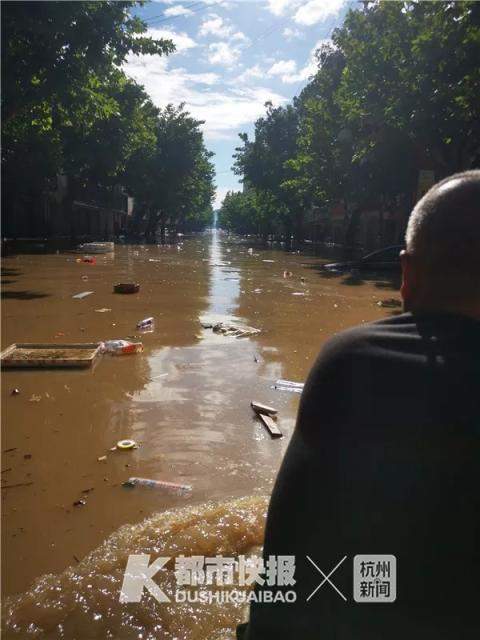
2,232,399,637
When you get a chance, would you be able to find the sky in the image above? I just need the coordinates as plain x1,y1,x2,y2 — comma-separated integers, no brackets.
125,0,354,208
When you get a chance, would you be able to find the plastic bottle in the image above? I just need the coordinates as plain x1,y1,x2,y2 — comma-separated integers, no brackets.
123,477,192,494
101,340,143,355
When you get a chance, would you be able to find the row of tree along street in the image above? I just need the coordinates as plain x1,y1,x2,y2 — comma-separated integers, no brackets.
2,1,215,242
220,1,480,251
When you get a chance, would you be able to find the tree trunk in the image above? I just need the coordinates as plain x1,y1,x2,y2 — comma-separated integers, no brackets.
292,211,304,249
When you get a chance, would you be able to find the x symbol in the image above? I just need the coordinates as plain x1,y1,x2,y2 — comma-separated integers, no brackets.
306,555,348,602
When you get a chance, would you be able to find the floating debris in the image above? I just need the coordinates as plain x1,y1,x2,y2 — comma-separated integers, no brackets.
77,242,114,254
72,291,94,300
28,394,42,402
10,388,20,396
251,401,278,416
113,283,140,294
209,322,260,338
95,308,111,313
100,340,143,355
1,482,34,490
123,477,192,494
116,439,138,451
1,343,102,369
73,499,86,507
274,379,304,393
377,298,402,308
137,317,154,330
97,455,107,462
257,413,282,439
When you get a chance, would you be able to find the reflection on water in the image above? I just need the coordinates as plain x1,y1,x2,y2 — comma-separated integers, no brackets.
206,229,240,320
1,231,399,636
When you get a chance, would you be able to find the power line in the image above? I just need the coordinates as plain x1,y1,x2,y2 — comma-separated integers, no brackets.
243,0,310,51
143,1,204,23
144,1,222,27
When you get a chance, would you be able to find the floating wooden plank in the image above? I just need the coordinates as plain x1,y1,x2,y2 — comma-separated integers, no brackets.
258,412,282,438
251,401,278,416
0,343,102,369
1,481,34,490
72,290,94,299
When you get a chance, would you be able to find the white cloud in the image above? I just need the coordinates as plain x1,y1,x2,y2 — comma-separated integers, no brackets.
207,41,242,67
279,38,330,83
280,61,317,84
147,27,197,52
204,0,231,5
231,31,249,42
124,52,287,141
199,14,232,39
283,27,302,40
265,0,346,25
198,13,247,42
268,59,297,76
188,72,221,85
294,0,346,25
164,5,193,17
236,64,266,83
266,0,300,16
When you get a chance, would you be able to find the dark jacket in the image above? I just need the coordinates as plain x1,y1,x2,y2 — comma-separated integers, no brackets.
240,313,480,640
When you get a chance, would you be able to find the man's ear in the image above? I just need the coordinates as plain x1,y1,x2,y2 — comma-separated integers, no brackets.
400,250,411,307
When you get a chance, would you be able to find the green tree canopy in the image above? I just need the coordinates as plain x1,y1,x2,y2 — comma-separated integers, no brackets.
226,1,480,246
1,0,175,230
125,104,215,240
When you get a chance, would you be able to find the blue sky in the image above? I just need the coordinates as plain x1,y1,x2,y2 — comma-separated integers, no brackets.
126,0,354,208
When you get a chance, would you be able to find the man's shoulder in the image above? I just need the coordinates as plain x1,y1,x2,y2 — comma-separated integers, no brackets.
320,313,417,362
318,311,480,369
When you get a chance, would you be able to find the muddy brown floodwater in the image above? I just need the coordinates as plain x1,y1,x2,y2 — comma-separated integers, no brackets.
1,231,400,638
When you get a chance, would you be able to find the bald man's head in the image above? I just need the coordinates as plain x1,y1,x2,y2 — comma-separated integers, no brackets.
402,170,480,316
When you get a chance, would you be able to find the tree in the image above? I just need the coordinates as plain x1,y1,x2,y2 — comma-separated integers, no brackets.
228,1,480,249
125,104,215,241
1,1,174,234
233,103,303,246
